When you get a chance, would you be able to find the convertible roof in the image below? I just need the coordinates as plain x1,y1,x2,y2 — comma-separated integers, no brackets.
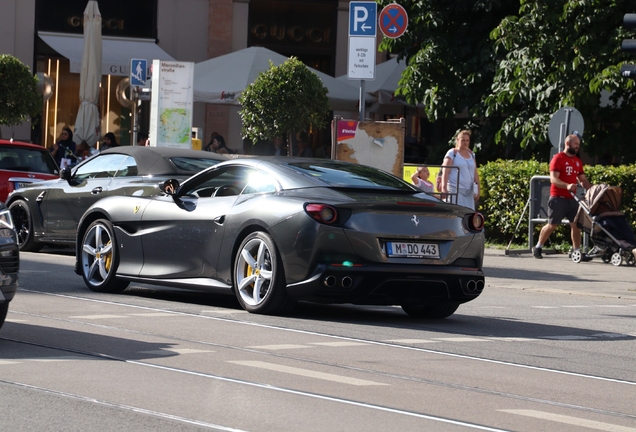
100,146,227,176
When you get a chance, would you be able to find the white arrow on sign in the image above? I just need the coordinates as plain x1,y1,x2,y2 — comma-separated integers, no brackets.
361,24,371,31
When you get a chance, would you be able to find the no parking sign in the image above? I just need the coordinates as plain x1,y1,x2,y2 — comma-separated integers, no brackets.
379,3,408,39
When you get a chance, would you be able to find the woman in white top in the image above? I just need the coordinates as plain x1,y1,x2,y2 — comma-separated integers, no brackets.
440,130,480,210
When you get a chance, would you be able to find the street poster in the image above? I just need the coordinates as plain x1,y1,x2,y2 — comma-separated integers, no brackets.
149,60,194,148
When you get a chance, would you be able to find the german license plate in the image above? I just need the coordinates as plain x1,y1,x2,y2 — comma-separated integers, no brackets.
386,242,439,258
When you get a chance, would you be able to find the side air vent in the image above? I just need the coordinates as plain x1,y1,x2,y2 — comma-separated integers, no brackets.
0,248,19,274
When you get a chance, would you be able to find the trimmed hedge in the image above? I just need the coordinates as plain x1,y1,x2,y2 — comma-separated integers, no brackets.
479,160,636,246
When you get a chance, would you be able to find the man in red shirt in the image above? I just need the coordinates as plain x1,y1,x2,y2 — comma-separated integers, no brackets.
533,133,592,259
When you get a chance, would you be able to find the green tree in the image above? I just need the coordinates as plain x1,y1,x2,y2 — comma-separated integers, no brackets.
0,55,41,137
486,0,636,161
376,0,636,162
376,0,519,158
239,57,329,147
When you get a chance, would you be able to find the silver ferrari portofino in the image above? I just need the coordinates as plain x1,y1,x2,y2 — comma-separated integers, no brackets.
74,157,485,318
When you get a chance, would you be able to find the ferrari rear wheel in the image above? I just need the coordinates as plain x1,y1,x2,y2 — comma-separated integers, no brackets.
9,200,42,252
234,231,295,315
401,302,459,319
80,219,129,293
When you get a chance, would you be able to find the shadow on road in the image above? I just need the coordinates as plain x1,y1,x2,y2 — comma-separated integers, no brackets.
0,322,182,361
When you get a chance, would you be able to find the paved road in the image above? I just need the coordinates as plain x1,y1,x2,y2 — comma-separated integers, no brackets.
484,248,636,300
2,250,635,431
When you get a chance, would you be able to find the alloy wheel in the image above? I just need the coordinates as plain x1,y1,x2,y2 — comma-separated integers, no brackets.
235,237,273,306
82,222,115,286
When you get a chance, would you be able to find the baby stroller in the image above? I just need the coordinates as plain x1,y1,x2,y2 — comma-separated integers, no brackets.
571,184,636,266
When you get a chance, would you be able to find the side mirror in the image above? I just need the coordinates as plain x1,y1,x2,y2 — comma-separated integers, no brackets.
60,167,72,181
161,179,180,195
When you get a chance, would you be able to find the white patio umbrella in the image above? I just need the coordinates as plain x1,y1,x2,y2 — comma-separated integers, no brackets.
73,1,102,148
337,57,411,113
194,46,366,112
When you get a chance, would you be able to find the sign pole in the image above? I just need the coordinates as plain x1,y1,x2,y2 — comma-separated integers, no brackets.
130,58,147,147
132,87,139,146
359,80,366,121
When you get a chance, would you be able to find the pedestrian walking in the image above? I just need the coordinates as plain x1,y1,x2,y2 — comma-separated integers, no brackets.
533,133,592,259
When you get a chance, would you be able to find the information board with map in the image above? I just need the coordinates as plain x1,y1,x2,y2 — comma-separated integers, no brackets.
149,60,194,148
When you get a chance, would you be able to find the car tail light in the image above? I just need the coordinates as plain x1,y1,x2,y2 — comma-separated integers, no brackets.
304,203,338,224
466,212,485,231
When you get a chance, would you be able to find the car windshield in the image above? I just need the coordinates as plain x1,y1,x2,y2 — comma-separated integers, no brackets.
286,162,416,191
0,146,58,174
170,157,224,173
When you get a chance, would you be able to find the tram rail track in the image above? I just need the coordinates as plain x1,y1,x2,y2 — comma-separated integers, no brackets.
3,289,636,429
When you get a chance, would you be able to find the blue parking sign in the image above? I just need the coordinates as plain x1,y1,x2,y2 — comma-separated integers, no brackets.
349,2,377,37
130,59,147,86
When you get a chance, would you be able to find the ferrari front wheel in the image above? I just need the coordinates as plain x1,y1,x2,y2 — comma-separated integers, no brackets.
80,219,129,293
234,231,295,315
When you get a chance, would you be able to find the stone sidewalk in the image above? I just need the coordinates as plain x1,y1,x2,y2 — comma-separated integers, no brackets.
483,248,636,299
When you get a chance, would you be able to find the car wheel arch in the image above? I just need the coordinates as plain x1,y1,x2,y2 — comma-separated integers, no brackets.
6,194,32,210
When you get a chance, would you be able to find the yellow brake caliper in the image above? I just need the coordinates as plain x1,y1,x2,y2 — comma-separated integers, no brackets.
246,253,255,287
103,240,113,271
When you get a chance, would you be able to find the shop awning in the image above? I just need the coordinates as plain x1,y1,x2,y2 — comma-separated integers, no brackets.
38,31,175,77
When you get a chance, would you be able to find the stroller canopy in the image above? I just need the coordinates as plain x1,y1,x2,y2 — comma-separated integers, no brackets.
584,184,623,215
574,184,624,235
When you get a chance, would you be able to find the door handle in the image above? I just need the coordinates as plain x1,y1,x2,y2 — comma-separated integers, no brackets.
91,187,103,195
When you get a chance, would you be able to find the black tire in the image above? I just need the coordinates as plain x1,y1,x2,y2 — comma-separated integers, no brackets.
233,231,295,315
79,219,129,293
401,302,459,319
0,302,8,330
9,200,42,252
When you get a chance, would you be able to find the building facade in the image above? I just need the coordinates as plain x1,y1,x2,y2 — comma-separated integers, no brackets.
2,0,442,161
